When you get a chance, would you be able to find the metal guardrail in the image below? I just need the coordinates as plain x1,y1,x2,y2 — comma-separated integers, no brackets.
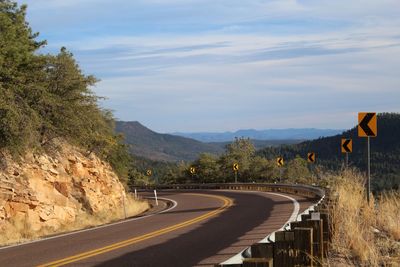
139,183,324,199
136,183,327,266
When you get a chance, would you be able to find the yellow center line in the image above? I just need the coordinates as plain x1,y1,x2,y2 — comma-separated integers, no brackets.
37,193,233,267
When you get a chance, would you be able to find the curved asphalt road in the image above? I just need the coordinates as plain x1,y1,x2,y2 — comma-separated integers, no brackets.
0,190,315,267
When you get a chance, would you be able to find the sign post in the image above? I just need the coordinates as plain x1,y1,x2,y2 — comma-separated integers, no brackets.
341,138,353,168
307,152,316,177
233,163,239,183
277,157,284,182
358,112,377,204
189,166,196,181
146,169,155,184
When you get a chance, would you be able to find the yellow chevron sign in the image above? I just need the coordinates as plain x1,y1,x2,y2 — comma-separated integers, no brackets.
307,153,316,163
277,157,284,167
341,139,353,153
358,112,377,137
233,163,239,171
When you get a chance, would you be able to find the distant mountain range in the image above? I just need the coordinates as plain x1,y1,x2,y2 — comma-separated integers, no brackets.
173,128,343,142
115,121,224,162
209,139,304,151
116,121,343,162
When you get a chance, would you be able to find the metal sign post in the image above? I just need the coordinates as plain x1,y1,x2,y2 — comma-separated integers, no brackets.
367,136,371,203
341,138,353,169
146,169,156,185
189,167,196,182
233,163,239,183
358,112,377,204
276,157,284,183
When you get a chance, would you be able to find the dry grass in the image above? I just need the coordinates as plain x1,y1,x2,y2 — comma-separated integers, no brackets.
376,192,400,241
327,169,400,266
0,194,149,246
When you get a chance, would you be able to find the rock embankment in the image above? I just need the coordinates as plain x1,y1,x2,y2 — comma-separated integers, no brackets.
0,140,143,245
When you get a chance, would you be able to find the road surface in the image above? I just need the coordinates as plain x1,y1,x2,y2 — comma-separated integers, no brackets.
0,190,315,267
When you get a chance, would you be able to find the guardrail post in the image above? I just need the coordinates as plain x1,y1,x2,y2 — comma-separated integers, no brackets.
318,212,330,257
251,243,274,259
294,228,313,266
291,219,324,265
274,231,295,266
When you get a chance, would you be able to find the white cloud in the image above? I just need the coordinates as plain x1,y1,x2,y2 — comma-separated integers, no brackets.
17,0,400,131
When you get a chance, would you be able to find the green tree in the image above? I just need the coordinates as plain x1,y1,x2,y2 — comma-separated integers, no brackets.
219,138,255,182
193,153,220,183
0,1,132,182
284,156,312,184
0,1,45,152
247,156,276,182
128,168,153,187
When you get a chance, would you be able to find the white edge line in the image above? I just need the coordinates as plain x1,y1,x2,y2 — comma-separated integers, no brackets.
0,197,178,251
219,191,300,265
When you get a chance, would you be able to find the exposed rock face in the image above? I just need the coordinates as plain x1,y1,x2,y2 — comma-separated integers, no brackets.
0,140,127,235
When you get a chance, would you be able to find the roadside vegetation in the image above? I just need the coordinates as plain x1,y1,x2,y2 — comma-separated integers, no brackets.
0,0,147,245
129,137,316,186
327,169,400,266
0,0,132,181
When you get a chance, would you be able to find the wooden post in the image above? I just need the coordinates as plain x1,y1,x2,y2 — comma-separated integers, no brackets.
318,212,330,257
251,243,274,259
274,231,295,267
294,228,313,266
301,214,311,221
291,220,324,265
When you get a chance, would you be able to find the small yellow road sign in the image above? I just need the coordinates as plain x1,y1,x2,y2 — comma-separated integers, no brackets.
277,157,284,167
146,169,152,176
341,139,353,153
307,153,316,163
233,163,239,171
189,167,196,175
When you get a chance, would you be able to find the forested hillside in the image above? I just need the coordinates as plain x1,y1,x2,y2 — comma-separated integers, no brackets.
128,137,315,186
0,1,130,179
257,113,400,191
128,114,400,192
116,121,223,162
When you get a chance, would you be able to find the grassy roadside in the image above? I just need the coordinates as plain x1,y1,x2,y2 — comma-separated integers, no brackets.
327,169,400,266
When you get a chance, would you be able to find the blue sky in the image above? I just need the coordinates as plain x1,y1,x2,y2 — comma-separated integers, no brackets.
19,0,400,132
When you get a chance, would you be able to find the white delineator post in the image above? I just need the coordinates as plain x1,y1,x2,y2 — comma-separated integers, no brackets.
134,188,138,200
154,189,159,206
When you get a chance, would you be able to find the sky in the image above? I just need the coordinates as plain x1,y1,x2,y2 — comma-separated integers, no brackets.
19,0,400,133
